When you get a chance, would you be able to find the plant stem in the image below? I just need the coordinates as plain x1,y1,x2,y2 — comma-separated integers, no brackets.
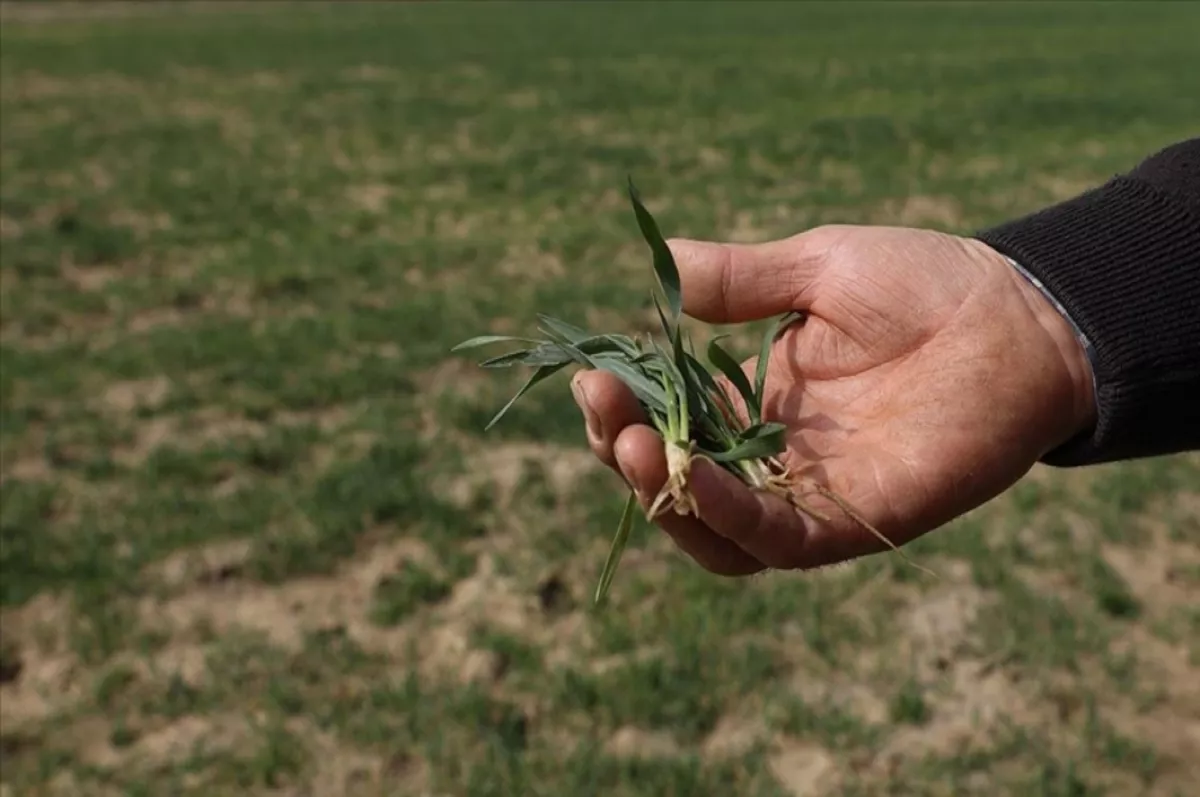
735,457,772,490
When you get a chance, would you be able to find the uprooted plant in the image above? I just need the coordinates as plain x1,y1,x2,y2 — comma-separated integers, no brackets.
453,180,924,606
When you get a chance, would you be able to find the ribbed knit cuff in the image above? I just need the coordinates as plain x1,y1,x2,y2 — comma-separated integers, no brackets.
976,174,1200,466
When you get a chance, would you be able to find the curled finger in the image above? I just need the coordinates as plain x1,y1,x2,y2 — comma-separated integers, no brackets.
612,424,765,576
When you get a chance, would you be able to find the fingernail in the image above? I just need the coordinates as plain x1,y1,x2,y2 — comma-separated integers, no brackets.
570,375,602,441
616,453,645,500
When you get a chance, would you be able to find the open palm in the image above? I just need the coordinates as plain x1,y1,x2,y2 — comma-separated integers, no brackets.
571,225,1094,575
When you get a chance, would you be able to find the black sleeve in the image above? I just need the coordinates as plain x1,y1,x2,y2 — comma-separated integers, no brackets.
974,138,1200,467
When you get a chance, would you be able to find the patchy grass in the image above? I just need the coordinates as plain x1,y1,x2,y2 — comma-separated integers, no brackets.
2,1,1199,795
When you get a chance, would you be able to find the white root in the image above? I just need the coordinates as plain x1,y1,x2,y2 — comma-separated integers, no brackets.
646,448,937,579
648,440,699,519
765,463,939,579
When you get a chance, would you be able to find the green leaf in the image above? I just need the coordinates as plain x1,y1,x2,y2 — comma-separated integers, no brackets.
645,338,692,441
591,357,668,413
669,313,701,433
557,343,599,369
678,353,714,410
452,335,545,352
479,343,573,368
477,335,638,369
479,349,537,367
593,490,638,607
651,292,674,341
606,334,645,359
738,421,789,440
707,336,759,424
670,312,687,364
649,339,688,409
660,355,680,439
536,314,591,344
681,351,736,429
537,326,642,365
754,311,803,403
702,425,787,462
628,178,682,323
577,334,642,359
484,363,567,431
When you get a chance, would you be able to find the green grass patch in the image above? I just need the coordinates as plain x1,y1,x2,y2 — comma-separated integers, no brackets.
1,2,1197,795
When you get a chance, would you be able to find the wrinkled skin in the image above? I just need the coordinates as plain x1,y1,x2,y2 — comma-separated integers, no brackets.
570,225,1096,575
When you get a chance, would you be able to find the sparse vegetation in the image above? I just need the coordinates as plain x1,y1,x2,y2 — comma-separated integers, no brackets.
371,561,453,626
1,1,1198,795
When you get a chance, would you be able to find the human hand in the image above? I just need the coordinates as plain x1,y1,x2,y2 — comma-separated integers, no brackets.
570,225,1096,575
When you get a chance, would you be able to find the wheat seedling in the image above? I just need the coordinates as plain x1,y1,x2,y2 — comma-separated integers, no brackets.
453,180,926,606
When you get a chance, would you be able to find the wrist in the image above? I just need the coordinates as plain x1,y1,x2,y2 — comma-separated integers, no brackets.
1000,251,1099,449
962,237,1097,454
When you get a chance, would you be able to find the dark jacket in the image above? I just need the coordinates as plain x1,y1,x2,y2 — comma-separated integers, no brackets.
977,138,1200,466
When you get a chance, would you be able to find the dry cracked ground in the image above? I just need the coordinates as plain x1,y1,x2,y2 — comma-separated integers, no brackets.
2,2,1199,796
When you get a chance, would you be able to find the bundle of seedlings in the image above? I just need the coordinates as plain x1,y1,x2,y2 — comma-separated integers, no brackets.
454,180,914,606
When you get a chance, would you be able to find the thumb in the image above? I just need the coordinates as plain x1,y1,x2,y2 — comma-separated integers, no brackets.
667,235,823,324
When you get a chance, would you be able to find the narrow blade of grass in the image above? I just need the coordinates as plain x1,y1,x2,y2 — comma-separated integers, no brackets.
629,177,682,323
453,335,547,352
593,489,639,607
707,336,760,424
485,363,567,430
577,334,643,358
669,312,707,433
536,313,591,343
649,338,690,419
702,426,787,462
590,356,669,412
700,421,788,462
651,292,675,341
480,344,574,368
681,351,734,417
755,311,803,405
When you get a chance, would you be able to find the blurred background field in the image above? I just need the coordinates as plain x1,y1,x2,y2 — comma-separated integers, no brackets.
1,1,1198,795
